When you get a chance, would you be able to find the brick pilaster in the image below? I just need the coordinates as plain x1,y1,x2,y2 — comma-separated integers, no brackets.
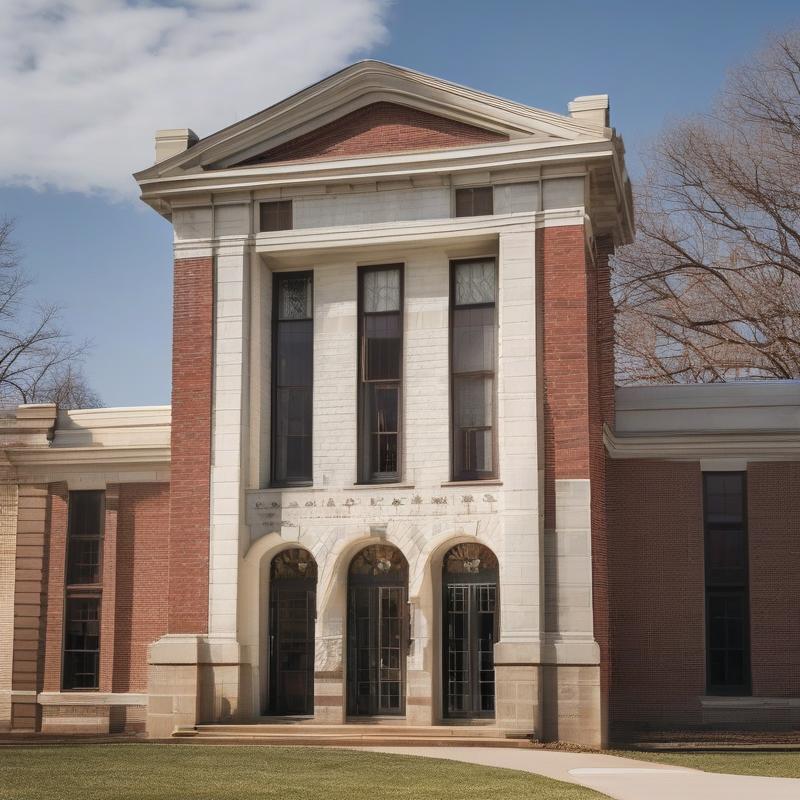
169,256,214,633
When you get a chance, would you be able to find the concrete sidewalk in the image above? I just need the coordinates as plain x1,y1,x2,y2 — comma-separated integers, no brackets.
356,745,800,800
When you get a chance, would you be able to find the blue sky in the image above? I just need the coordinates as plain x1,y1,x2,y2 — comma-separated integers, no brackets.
1,0,798,407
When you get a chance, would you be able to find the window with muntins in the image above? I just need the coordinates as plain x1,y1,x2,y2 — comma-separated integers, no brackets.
272,272,313,485
63,490,103,690
358,265,403,483
450,259,497,481
260,200,293,232
703,472,751,695
455,187,493,217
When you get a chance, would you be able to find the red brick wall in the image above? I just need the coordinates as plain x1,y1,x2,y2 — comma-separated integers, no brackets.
747,462,800,697
112,483,170,692
539,225,592,487
169,256,213,634
607,460,706,734
237,101,508,165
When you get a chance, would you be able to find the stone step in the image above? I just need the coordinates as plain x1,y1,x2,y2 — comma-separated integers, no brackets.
193,723,522,738
176,732,538,748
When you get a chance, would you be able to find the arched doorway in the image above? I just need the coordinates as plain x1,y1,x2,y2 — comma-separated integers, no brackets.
269,548,317,715
442,543,498,718
347,544,408,717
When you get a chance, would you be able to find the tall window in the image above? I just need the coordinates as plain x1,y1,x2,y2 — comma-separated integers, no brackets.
703,472,751,695
358,265,403,483
63,491,103,690
272,272,313,485
455,187,493,217
450,259,497,481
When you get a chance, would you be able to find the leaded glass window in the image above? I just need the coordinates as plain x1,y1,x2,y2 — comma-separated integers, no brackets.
451,259,497,480
272,272,313,485
454,260,496,306
359,266,403,483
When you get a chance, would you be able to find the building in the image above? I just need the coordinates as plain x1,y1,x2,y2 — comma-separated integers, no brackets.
0,62,797,747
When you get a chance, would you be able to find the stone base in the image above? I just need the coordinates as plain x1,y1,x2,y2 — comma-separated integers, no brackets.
541,664,604,748
147,634,202,738
41,705,110,735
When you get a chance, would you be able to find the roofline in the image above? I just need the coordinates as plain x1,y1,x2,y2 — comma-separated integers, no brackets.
134,60,609,182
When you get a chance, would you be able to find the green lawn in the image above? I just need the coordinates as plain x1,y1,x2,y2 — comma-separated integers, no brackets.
0,744,609,800
613,749,800,778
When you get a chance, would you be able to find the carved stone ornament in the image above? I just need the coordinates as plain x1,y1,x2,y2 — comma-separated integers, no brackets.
349,544,408,578
444,543,498,575
271,548,318,580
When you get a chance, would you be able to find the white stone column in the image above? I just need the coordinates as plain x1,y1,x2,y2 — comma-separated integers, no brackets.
493,228,545,734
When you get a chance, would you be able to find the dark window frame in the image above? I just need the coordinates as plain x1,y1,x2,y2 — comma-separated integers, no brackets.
357,263,404,485
260,200,293,232
449,257,498,482
270,270,314,487
454,186,494,218
62,490,104,691
703,471,751,696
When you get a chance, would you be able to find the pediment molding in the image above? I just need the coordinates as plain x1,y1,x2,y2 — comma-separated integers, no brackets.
135,61,609,181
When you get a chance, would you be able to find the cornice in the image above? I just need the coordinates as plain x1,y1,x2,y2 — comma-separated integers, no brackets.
4,444,171,468
138,138,614,207
604,423,800,461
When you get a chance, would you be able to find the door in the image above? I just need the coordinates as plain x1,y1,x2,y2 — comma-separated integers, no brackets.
442,543,498,718
269,548,316,715
347,544,408,716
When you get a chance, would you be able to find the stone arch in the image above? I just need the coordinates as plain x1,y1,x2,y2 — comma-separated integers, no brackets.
239,533,318,716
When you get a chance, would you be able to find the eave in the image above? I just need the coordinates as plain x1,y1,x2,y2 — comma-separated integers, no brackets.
603,424,800,461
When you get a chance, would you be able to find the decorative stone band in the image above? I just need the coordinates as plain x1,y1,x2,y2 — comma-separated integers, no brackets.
38,692,148,707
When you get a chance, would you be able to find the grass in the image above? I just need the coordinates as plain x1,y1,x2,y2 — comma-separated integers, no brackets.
613,749,800,778
0,744,610,800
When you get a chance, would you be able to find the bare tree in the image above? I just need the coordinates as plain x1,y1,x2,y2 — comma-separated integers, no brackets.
0,218,100,408
614,32,800,383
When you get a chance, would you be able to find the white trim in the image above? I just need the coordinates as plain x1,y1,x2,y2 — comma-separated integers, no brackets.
37,692,147,707
139,139,615,201
604,423,800,461
245,209,584,256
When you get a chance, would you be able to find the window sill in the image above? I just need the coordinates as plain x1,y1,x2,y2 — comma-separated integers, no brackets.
352,483,415,490
701,696,800,708
441,480,503,487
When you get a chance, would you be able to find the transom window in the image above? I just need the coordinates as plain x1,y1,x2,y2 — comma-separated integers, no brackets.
455,187,493,217
450,259,497,481
358,265,403,483
272,272,313,485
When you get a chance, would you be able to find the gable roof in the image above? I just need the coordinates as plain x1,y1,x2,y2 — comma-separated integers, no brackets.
134,60,612,180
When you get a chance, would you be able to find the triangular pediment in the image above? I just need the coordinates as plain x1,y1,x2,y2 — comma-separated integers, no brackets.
136,61,609,180
232,101,508,166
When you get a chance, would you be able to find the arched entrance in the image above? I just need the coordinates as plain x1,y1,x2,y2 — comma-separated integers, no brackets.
268,548,317,715
442,543,498,718
347,544,408,717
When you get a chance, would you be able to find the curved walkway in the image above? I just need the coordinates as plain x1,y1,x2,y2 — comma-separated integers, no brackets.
356,746,800,800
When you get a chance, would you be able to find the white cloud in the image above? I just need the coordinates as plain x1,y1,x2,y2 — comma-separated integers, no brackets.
0,0,388,197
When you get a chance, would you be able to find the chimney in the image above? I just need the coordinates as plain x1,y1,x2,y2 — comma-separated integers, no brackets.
568,95,610,130
154,128,199,164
